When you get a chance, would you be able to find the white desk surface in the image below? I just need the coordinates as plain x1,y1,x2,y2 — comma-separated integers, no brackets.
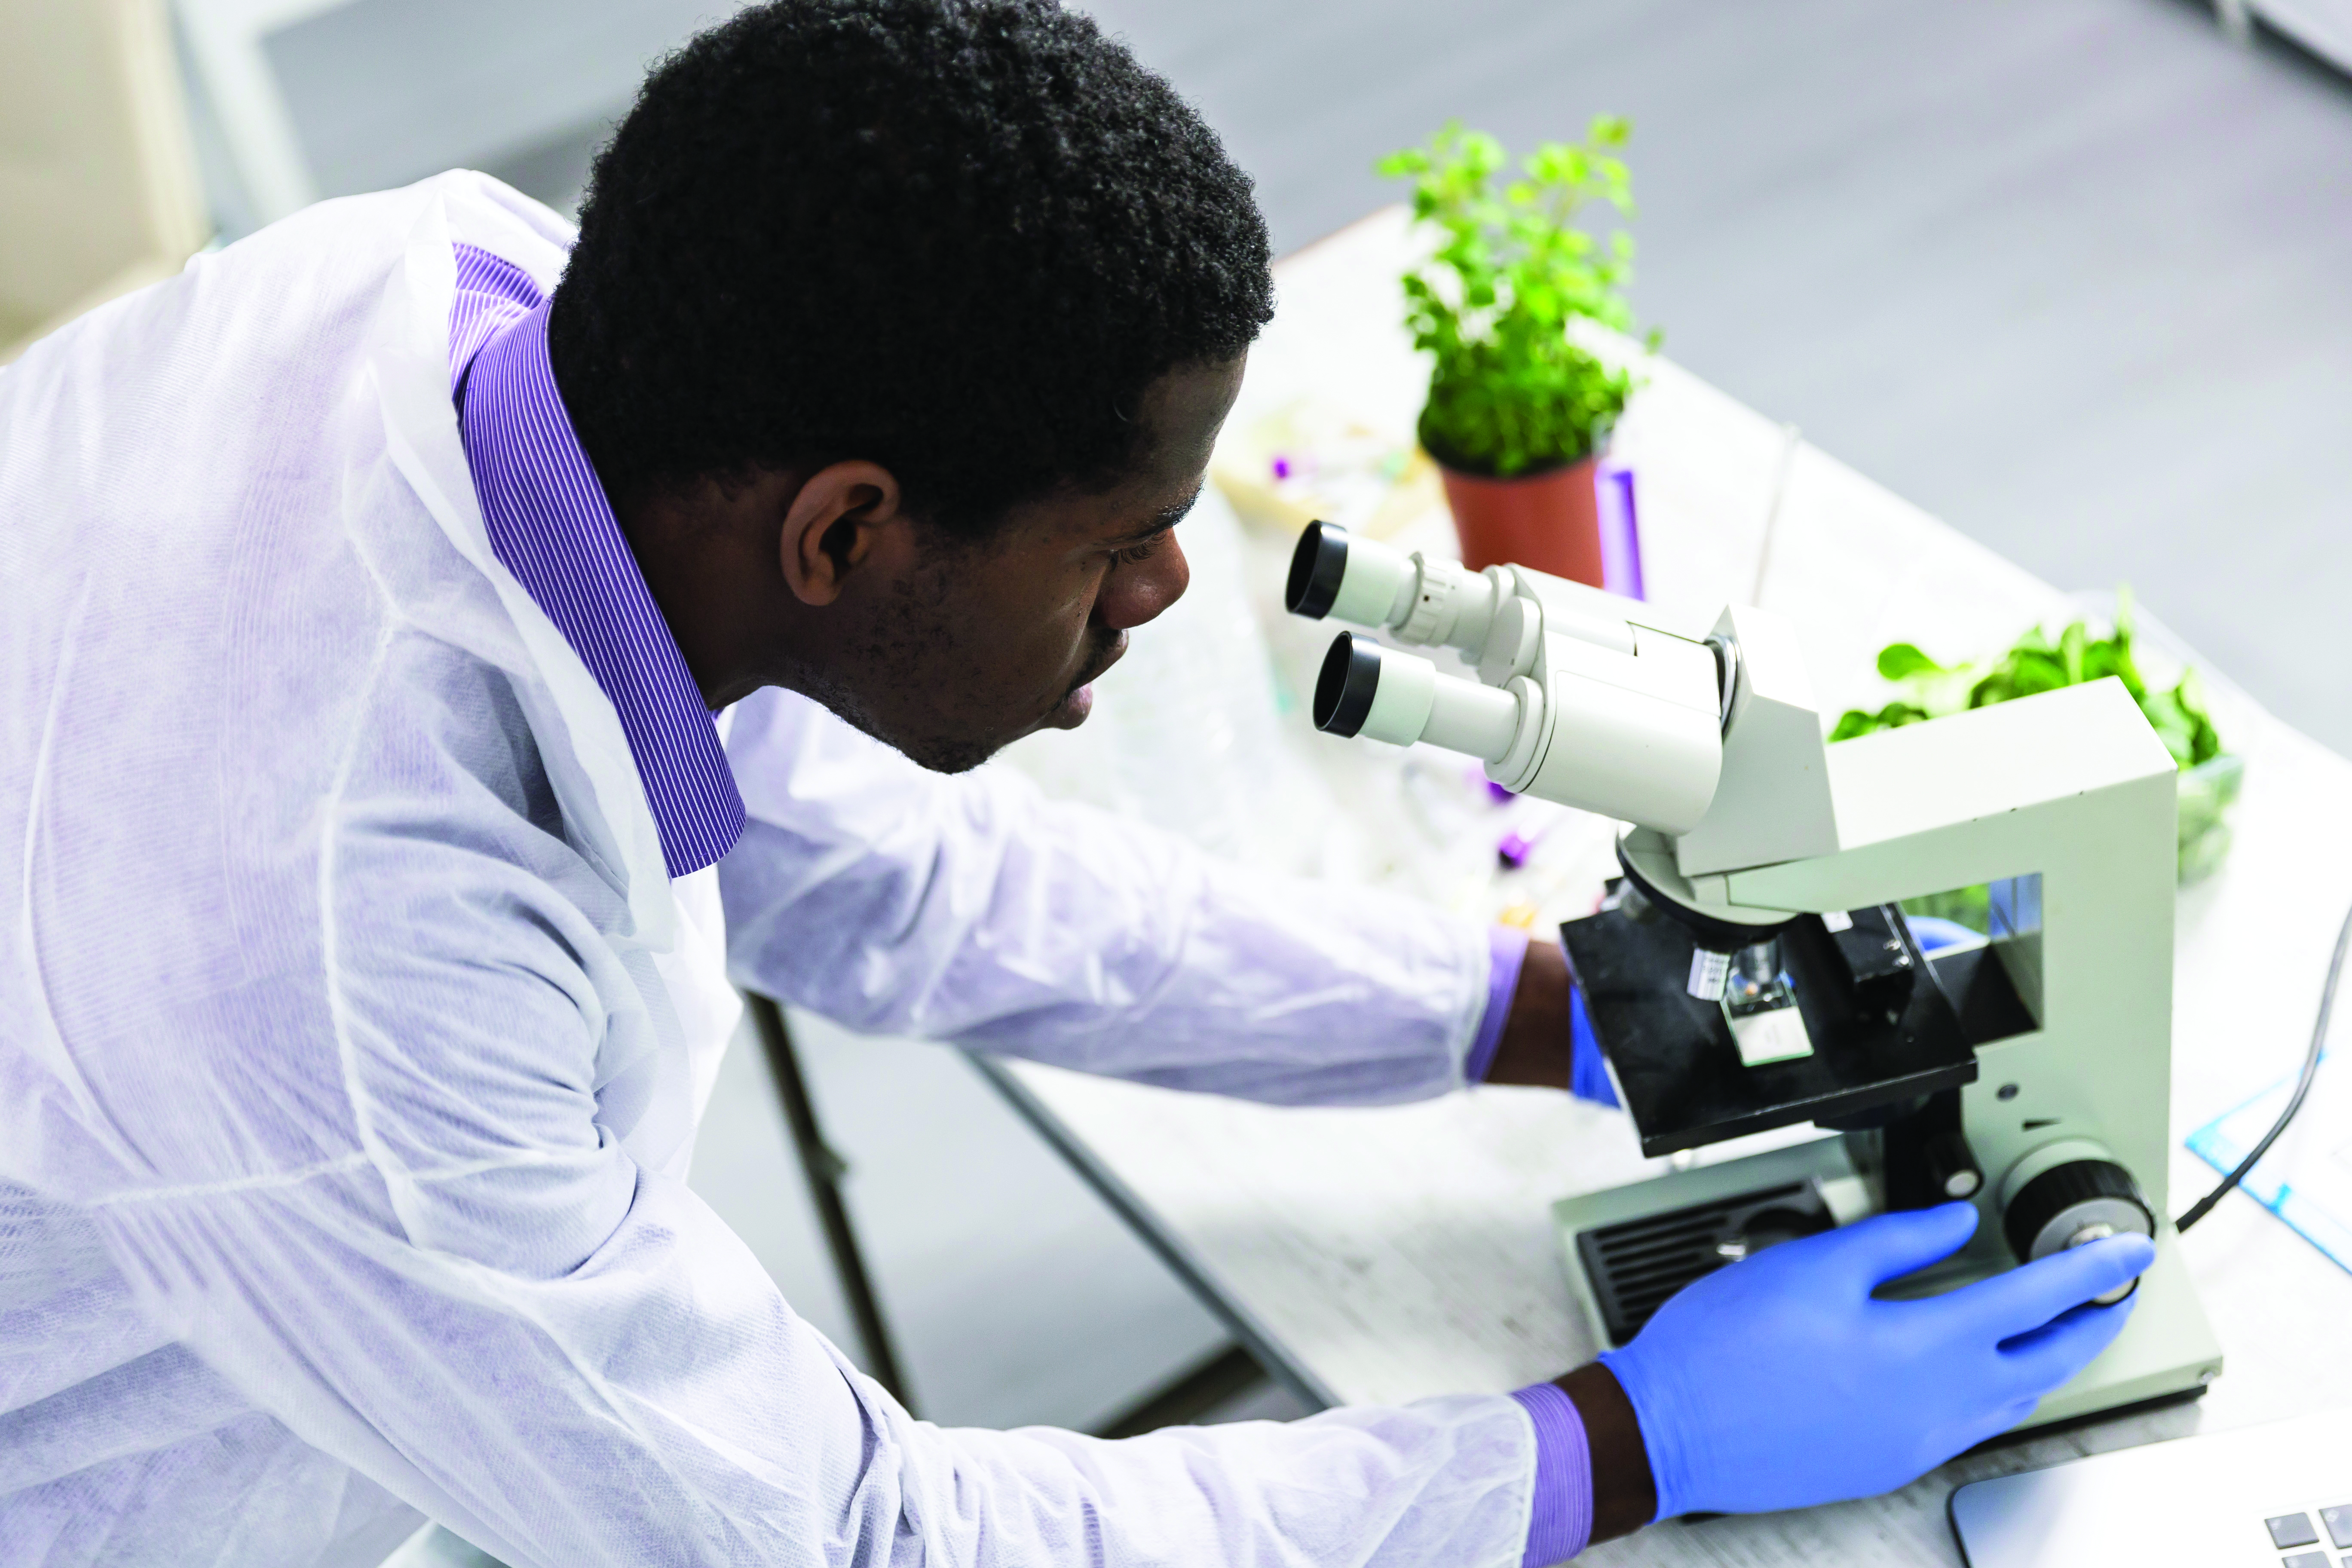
989,207,2352,1565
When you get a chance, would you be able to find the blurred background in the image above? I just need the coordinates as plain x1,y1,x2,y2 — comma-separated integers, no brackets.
7,0,2349,1436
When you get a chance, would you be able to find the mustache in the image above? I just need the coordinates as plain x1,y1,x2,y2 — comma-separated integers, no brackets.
1064,631,1128,698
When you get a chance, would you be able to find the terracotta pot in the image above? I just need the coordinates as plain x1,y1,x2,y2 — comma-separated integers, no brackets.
1438,454,1603,585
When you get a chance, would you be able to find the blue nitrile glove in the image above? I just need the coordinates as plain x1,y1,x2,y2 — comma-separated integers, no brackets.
1600,1201,2154,1519
1568,985,1620,1108
1905,915,1980,954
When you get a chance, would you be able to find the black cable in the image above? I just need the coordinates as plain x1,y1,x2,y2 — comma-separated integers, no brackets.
2175,897,2352,1234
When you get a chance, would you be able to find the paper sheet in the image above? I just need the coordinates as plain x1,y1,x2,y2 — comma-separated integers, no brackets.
2187,1054,2352,1273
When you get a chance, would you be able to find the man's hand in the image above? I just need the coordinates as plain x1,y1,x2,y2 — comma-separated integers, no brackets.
1484,937,1574,1089
1593,1202,2154,1521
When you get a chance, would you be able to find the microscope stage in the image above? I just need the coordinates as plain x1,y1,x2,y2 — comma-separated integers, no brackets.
1562,904,2025,1158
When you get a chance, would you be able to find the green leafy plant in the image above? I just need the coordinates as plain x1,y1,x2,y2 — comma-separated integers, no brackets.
1828,593,2221,770
1378,117,1651,479
1834,594,2241,888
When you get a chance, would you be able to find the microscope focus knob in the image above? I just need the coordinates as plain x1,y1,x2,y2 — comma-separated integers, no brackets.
1921,1131,1984,1201
2002,1159,2153,1306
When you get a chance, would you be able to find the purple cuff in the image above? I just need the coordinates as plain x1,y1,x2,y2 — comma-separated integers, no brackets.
1464,925,1532,1084
1510,1381,1594,1566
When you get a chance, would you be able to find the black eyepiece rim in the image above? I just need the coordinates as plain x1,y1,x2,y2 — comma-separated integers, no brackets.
1286,520,1349,619
1313,632,1383,737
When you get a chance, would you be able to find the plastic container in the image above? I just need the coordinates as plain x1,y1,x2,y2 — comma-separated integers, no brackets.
2065,591,2252,888
2177,751,2245,886
1596,465,1644,600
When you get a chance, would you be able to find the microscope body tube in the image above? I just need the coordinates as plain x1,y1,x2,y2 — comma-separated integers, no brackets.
1315,635,1520,758
1314,631,1724,835
1493,666,1722,834
1357,648,1523,758
1322,538,1420,630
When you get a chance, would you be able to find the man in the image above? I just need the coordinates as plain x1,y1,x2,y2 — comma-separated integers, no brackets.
0,3,2153,1565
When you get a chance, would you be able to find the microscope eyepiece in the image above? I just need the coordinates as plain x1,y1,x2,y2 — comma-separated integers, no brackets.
1315,633,1523,757
1286,521,1350,619
1313,631,1383,737
1287,521,1420,629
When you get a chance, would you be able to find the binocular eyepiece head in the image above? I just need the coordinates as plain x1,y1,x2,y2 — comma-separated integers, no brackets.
1292,521,1725,837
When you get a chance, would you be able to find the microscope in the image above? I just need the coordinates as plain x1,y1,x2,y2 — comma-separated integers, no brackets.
1285,522,2223,1429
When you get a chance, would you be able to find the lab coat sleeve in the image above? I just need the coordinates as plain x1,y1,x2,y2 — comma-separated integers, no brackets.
88,815,1536,1568
717,687,1495,1105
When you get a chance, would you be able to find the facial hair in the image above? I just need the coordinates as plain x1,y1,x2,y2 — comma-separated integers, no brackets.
787,545,1071,776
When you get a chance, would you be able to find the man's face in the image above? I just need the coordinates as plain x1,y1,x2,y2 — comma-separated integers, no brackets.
825,357,1245,772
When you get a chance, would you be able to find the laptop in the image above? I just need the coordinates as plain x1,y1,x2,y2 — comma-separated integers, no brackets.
1950,1410,2352,1565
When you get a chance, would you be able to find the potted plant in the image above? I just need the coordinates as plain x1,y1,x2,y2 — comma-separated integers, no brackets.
1378,117,1650,583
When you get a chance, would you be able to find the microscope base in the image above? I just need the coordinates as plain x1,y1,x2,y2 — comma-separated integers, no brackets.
1552,1136,2224,1433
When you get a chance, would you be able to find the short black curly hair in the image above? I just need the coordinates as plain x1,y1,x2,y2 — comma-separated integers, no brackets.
549,0,1274,534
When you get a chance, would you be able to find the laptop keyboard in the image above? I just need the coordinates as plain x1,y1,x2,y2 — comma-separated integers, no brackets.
2267,1500,2352,1563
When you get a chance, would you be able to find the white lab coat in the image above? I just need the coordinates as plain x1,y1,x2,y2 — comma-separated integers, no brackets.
0,174,1534,1568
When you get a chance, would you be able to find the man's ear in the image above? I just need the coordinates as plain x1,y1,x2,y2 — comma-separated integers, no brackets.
778,460,905,606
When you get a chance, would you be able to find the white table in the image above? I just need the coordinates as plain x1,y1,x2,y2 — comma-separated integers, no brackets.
982,207,2352,1565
